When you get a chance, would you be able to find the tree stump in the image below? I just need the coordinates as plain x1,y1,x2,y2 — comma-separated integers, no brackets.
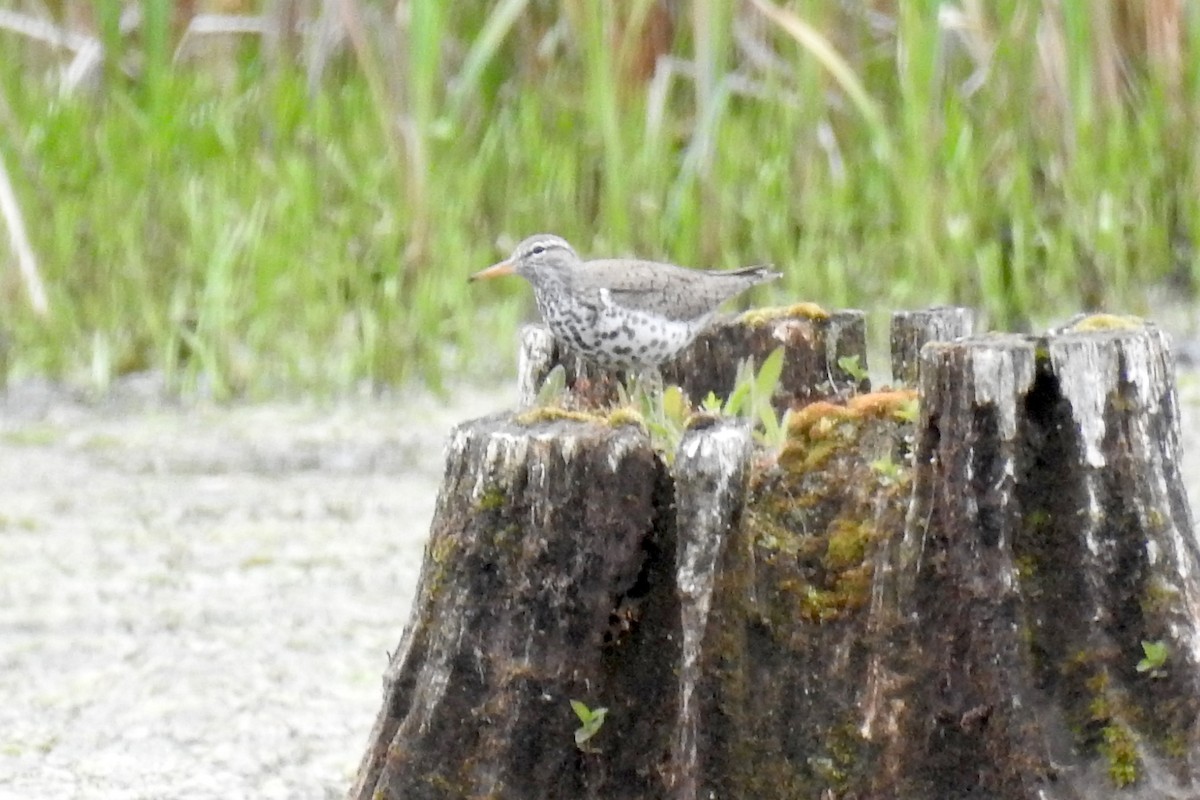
887,324,1200,798
347,414,681,799
890,306,976,386
518,305,869,410
350,314,1200,800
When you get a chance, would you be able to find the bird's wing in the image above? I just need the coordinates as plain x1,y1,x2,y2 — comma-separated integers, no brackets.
579,259,777,321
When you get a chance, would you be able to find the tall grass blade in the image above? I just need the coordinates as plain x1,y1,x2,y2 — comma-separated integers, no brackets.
448,0,529,119
747,0,891,159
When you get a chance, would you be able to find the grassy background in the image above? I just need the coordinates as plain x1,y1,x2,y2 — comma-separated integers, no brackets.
0,0,1197,396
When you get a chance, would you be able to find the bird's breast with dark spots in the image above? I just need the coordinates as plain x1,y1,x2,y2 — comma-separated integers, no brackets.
535,291,704,367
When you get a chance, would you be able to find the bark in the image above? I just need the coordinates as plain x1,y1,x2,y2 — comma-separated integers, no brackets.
889,306,976,386
347,415,681,800
352,315,1200,800
888,324,1200,798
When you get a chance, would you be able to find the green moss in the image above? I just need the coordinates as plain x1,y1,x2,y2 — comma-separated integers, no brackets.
749,512,813,557
823,519,871,571
685,410,722,430
824,722,870,791
476,486,507,512
425,532,463,599
705,388,914,797
1013,553,1038,581
514,407,602,426
1163,731,1189,758
1100,723,1140,787
606,407,646,428
430,533,459,566
786,401,857,439
777,401,863,473
846,390,918,420
741,301,831,327
1025,509,1051,528
1146,508,1165,529
778,438,840,472
773,535,877,625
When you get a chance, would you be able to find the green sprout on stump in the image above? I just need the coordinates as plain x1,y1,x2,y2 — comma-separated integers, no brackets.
837,354,869,383
869,455,904,485
700,346,787,447
625,347,788,456
1136,640,1168,678
570,699,608,753
639,383,690,459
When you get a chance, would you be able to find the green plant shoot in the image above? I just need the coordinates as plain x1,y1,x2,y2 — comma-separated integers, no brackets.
570,699,608,751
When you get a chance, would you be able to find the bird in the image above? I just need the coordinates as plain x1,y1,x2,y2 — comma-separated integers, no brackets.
469,234,780,370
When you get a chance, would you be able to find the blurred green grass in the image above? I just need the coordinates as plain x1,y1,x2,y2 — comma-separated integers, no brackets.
0,0,1196,396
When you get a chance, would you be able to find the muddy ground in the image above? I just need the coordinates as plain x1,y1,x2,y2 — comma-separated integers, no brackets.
1,366,1197,800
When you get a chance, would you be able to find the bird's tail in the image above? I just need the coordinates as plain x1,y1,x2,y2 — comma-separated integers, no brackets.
728,265,782,284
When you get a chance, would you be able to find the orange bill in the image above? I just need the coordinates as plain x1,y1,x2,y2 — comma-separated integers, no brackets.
468,259,516,282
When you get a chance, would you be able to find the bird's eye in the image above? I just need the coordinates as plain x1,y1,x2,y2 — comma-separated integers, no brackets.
531,245,546,256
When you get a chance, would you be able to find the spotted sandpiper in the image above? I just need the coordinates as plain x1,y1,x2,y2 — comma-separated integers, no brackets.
470,234,780,370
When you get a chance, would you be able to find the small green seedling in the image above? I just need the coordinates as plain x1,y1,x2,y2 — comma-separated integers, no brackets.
570,699,608,752
1136,640,1168,677
719,346,787,447
837,354,869,383
629,382,689,459
869,456,904,485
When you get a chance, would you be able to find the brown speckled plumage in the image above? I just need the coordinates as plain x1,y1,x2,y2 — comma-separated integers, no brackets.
470,234,780,369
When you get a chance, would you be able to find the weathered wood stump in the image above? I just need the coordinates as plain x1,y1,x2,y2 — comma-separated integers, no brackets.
890,306,976,386
350,312,1200,799
348,416,679,799
889,324,1200,798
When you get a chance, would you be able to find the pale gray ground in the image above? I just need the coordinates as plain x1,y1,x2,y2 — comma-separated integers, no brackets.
0,379,507,800
0,367,1197,800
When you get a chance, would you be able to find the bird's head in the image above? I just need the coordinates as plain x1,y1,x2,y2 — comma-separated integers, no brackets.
469,234,577,286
